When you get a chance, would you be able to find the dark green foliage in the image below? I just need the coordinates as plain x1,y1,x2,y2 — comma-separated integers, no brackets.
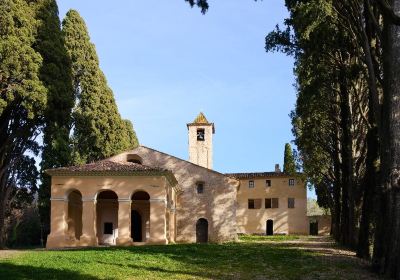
62,10,138,164
34,0,75,240
283,143,296,175
0,0,47,246
185,0,209,14
6,207,41,248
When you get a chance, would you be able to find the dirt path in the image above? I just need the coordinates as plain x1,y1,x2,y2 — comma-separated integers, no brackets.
263,236,385,279
0,250,24,259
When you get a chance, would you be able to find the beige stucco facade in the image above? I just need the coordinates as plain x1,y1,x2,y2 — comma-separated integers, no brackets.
45,113,317,248
232,175,308,235
308,215,332,235
46,173,178,248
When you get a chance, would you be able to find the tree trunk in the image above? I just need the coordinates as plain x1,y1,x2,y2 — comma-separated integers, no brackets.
357,126,378,259
0,168,10,248
339,67,356,248
333,126,342,240
373,1,400,277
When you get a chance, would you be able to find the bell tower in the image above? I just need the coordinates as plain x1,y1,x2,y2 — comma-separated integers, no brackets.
187,112,215,169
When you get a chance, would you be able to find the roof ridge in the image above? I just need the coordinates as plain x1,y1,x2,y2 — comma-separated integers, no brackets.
138,145,232,177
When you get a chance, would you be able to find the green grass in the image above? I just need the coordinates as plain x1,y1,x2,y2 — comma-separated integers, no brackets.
238,234,301,242
0,236,372,280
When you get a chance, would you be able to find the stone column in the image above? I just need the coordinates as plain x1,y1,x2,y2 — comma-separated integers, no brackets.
80,197,97,246
46,198,68,248
148,198,167,244
116,198,133,246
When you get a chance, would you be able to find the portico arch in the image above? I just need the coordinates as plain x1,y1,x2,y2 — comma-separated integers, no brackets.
66,189,82,240
131,191,150,242
96,190,118,245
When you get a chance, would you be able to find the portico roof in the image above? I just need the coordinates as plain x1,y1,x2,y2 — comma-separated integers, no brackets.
45,160,178,187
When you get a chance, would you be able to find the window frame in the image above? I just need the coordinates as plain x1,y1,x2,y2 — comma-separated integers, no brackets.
265,198,279,209
289,178,295,186
288,197,295,208
248,180,255,188
265,198,272,208
266,180,271,187
248,199,255,209
196,182,204,194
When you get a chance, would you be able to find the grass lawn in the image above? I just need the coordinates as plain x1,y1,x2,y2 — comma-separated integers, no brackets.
0,236,381,280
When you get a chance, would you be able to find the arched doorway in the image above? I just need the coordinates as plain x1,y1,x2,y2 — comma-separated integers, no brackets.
67,190,82,240
196,218,208,243
131,191,150,242
266,219,273,236
96,190,118,245
131,210,142,242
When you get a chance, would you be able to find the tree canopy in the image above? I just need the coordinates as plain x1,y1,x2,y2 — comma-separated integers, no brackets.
62,10,138,164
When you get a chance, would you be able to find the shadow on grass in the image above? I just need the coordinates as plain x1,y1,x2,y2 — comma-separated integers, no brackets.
0,263,101,280
0,241,376,280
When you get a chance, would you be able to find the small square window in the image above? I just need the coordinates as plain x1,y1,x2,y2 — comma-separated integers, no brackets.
288,198,295,208
248,199,255,209
289,179,295,186
197,129,205,141
104,222,113,234
266,180,271,187
197,183,204,194
249,180,255,188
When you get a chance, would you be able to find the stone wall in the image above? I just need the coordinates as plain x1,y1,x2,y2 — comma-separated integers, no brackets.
111,146,238,243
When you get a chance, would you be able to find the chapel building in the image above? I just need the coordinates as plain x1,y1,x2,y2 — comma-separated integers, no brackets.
46,113,308,248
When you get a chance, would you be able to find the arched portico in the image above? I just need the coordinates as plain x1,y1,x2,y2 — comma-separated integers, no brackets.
131,191,150,242
96,190,119,245
66,189,82,240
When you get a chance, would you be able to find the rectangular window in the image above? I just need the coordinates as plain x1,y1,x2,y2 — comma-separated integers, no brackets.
289,179,295,186
266,180,271,187
272,198,279,208
248,199,255,209
249,180,255,188
288,198,295,208
248,199,261,209
265,198,279,208
197,183,204,194
197,128,205,141
104,222,113,234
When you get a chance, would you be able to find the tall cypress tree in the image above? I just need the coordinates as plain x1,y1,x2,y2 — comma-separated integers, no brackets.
283,143,296,175
0,0,47,246
34,0,75,238
62,10,138,164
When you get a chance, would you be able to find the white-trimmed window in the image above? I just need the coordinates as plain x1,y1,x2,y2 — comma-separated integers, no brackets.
249,180,255,188
289,179,295,186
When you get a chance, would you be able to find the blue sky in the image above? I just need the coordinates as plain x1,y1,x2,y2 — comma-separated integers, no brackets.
56,0,316,198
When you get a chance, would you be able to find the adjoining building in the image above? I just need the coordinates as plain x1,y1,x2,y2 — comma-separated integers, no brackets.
46,113,318,248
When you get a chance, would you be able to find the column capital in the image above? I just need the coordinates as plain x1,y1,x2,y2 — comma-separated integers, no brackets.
50,197,66,201
150,198,166,203
118,198,131,203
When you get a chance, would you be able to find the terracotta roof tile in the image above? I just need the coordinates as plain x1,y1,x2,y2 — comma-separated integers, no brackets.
46,160,167,173
225,172,301,179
